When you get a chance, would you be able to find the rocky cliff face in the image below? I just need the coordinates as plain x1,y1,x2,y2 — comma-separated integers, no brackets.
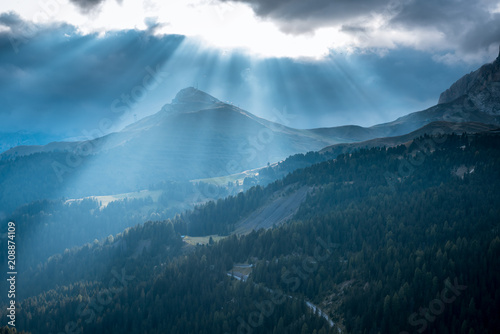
438,47,500,115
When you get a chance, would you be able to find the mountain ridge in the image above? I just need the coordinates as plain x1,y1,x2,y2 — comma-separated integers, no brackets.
438,46,500,114
5,47,500,161
0,92,343,211
2,53,500,212
320,121,498,154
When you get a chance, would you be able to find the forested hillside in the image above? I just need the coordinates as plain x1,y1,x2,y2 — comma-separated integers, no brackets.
0,180,232,268
2,131,499,334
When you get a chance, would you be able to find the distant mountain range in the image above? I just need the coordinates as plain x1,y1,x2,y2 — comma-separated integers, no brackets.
320,121,498,154
1,87,343,164
1,51,499,212
0,131,58,154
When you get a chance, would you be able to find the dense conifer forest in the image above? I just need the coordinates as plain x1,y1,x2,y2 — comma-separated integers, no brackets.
1,131,499,333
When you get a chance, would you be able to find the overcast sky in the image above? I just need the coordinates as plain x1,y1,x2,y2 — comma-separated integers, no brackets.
0,0,499,139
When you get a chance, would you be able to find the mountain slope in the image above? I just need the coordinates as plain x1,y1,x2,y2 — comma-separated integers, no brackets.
0,131,59,154
2,49,500,213
439,46,500,114
0,88,337,162
0,88,341,212
4,131,500,334
309,94,500,142
310,50,500,140
320,121,498,154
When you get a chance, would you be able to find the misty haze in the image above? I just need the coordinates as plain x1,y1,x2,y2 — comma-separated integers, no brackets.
0,0,499,333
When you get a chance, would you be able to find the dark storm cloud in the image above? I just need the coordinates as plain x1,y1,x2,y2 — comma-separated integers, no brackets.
0,12,23,27
220,0,500,54
222,0,390,34
0,11,39,39
69,0,124,12
0,14,486,141
0,21,185,138
461,17,500,53
69,0,107,12
389,0,500,53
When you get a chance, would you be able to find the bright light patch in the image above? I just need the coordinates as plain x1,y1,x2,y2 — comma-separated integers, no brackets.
0,0,353,58
0,0,495,60
143,1,346,59
491,2,500,13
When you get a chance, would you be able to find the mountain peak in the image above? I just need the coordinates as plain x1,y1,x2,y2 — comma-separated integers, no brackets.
172,87,220,105
438,49,500,115
161,87,222,114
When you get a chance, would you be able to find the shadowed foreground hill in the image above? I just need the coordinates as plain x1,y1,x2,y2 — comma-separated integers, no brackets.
4,131,499,334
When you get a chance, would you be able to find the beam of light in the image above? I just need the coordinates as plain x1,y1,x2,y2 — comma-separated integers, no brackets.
2,0,499,62
1,32,188,267
0,0,353,59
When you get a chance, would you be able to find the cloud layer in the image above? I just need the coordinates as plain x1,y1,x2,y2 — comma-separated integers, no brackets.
0,0,498,142
218,0,500,60
69,0,106,12
0,16,485,139
0,0,498,61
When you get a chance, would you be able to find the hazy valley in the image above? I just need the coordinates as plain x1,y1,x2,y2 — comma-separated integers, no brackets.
1,34,500,334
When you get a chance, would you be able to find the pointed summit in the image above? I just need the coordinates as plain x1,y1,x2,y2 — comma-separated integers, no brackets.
163,87,221,113
172,87,220,106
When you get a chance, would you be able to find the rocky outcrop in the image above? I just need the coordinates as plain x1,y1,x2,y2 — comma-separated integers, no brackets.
438,47,500,115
